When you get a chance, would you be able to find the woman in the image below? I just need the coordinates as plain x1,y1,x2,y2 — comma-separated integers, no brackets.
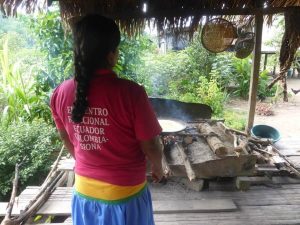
50,14,164,225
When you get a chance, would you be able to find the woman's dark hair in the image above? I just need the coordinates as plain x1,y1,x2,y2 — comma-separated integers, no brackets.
71,14,121,123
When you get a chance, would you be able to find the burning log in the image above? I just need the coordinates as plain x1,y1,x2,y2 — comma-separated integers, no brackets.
174,143,196,181
198,123,228,157
158,137,172,176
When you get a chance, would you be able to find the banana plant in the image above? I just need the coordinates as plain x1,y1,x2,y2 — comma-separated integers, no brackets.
0,35,50,125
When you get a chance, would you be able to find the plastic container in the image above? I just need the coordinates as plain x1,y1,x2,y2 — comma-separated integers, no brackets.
251,124,281,143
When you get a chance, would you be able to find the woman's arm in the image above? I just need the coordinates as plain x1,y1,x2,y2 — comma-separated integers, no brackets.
140,136,164,182
58,129,75,159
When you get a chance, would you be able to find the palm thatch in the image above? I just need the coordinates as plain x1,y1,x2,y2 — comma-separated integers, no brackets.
0,0,299,35
268,7,300,101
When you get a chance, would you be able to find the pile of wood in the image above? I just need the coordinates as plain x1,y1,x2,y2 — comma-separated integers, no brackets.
159,121,257,181
159,121,300,184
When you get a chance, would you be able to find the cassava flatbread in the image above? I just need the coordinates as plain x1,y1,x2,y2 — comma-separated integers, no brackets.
158,119,186,133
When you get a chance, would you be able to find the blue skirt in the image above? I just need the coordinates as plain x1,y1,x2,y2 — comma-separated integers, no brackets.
71,186,155,225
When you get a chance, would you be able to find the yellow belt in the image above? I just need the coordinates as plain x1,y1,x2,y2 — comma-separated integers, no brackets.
74,174,147,203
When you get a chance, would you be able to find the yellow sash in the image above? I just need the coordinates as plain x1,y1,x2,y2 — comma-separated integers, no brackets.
75,174,147,203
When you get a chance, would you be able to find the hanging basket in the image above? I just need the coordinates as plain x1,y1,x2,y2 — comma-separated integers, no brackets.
201,18,236,53
235,32,255,59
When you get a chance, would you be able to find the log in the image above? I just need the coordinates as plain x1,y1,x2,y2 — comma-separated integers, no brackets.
1,164,20,225
198,123,228,157
44,145,65,185
174,143,196,181
158,138,172,176
217,122,248,137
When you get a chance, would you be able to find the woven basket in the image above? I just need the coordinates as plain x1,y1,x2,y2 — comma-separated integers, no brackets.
235,32,255,59
201,18,236,53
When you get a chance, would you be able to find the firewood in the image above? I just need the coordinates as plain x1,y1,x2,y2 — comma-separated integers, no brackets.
158,138,172,176
198,123,228,157
174,143,196,181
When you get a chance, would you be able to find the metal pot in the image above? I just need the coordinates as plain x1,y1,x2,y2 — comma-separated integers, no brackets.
158,119,186,134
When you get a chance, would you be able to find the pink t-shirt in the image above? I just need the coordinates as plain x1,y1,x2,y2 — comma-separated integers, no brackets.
50,70,162,186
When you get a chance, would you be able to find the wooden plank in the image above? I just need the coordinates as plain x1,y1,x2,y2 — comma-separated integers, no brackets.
246,10,264,133
277,149,300,156
152,199,237,214
286,156,300,169
154,205,300,225
7,199,237,216
272,176,300,184
0,202,8,215
236,176,272,190
37,201,71,215
170,177,204,192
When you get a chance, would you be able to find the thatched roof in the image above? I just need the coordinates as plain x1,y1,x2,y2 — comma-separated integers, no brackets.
1,0,300,35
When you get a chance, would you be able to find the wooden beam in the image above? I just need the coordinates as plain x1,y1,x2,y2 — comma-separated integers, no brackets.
246,11,264,134
264,54,268,71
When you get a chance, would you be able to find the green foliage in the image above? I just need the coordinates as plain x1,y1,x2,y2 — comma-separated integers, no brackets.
139,33,215,98
0,120,60,200
0,36,52,124
210,53,276,99
258,70,277,99
184,34,216,78
196,77,228,116
117,34,155,82
209,53,236,89
0,16,30,37
223,110,247,131
231,57,252,98
29,11,73,93
140,50,190,96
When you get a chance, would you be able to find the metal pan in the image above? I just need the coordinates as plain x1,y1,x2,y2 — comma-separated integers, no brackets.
158,119,187,134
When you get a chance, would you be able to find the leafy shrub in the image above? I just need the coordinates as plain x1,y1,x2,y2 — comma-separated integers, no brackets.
0,36,52,124
209,53,236,89
211,54,276,99
197,77,228,116
231,57,252,98
29,11,73,93
258,70,277,99
117,34,156,82
0,120,61,200
223,110,247,131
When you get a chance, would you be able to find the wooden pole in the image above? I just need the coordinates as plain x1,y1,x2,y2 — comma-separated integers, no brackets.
246,10,264,134
263,54,268,71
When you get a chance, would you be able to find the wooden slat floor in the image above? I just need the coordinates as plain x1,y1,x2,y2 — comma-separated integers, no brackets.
2,137,300,225
20,182,300,225
153,137,300,225
151,182,300,225
275,137,300,170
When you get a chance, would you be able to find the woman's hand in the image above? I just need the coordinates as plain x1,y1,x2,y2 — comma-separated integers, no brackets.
151,164,164,183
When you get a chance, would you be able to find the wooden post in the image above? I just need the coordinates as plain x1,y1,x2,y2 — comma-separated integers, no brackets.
246,10,264,134
263,54,268,71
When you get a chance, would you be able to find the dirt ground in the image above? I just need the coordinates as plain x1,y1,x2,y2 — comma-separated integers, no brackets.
226,78,300,139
